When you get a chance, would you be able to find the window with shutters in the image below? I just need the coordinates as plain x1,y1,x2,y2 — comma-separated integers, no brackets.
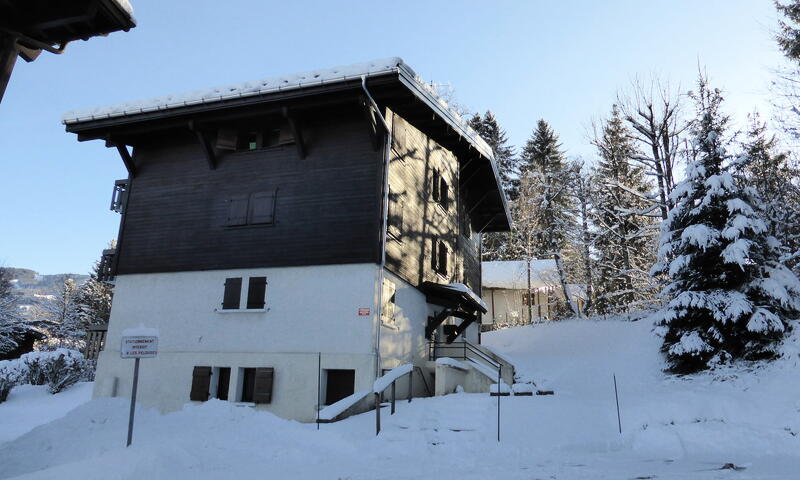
431,168,449,211
215,123,293,152
431,238,449,277
238,367,274,404
222,278,242,310
226,190,277,227
387,189,403,240
220,276,267,311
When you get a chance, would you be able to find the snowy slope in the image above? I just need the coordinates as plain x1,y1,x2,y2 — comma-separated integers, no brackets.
0,382,93,444
1,318,799,479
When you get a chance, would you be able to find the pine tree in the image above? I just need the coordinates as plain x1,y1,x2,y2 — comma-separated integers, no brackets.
469,111,520,261
653,77,800,373
592,105,659,314
468,111,519,200
739,114,800,272
0,267,22,354
566,161,597,315
36,277,86,350
75,244,115,326
515,119,579,316
777,1,800,62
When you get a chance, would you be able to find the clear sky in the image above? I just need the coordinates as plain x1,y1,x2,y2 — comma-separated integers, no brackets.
0,0,787,274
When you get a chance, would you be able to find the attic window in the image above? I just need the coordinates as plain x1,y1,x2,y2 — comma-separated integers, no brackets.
216,123,293,152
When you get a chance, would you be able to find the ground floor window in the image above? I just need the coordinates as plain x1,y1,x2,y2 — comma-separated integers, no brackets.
238,367,274,404
324,369,355,405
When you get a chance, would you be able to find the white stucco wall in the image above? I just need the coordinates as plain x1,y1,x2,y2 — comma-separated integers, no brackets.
377,270,433,398
94,263,383,421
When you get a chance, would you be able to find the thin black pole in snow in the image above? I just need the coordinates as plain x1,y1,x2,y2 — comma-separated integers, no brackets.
408,368,413,403
126,357,140,447
497,365,501,442
375,392,381,436
613,373,622,434
316,352,321,430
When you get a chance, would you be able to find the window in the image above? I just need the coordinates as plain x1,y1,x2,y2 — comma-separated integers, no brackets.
431,168,449,210
226,190,277,227
190,366,231,402
431,238,449,277
381,278,396,324
222,278,242,310
239,367,274,404
221,276,267,311
387,190,404,240
324,369,355,405
247,277,267,309
215,367,231,401
216,124,293,152
110,179,129,213
240,368,256,402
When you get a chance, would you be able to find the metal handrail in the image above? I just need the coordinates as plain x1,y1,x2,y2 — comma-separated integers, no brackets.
428,340,501,370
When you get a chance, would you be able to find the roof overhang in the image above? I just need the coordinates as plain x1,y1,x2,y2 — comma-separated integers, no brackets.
421,282,488,314
62,59,511,232
0,0,135,48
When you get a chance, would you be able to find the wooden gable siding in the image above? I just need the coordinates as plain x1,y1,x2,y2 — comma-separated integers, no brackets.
384,111,481,292
116,106,382,275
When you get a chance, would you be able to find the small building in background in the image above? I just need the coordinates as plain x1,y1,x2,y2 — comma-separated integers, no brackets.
481,260,585,327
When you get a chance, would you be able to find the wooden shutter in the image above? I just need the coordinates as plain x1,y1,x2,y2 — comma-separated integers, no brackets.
437,240,448,276
391,116,406,156
440,178,449,210
249,190,276,225
227,194,249,226
381,278,396,323
431,169,441,202
190,366,212,401
246,276,267,309
216,128,238,151
430,237,438,271
222,277,242,310
253,367,274,404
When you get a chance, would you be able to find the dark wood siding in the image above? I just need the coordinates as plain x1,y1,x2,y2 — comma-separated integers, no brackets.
384,111,481,290
115,106,381,275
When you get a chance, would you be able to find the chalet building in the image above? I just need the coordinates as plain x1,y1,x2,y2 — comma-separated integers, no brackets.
482,260,586,326
64,58,513,421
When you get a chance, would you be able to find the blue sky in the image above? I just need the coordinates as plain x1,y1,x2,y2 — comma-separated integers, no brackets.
0,0,786,274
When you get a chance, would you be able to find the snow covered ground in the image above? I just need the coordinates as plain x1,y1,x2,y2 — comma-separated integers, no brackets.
1,317,799,479
0,382,93,444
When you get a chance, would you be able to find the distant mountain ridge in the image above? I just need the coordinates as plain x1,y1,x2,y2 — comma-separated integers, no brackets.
5,267,89,309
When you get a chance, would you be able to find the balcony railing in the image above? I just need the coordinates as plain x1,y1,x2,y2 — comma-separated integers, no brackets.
97,248,116,283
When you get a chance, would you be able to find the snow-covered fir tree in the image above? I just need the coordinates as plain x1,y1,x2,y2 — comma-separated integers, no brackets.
0,267,22,354
566,160,597,315
592,105,659,314
469,111,520,261
739,114,800,272
515,119,579,315
469,111,519,200
74,244,115,326
653,77,800,373
37,277,86,350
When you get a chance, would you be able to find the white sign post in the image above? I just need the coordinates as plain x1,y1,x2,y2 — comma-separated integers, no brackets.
120,329,158,447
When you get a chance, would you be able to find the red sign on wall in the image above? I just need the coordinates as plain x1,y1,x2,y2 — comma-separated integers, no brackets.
358,307,370,316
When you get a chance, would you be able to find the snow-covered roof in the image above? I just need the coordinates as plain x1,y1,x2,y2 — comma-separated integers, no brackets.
112,0,134,17
482,260,561,290
61,57,493,161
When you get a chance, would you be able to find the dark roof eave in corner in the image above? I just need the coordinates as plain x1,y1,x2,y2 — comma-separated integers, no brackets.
393,67,511,232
